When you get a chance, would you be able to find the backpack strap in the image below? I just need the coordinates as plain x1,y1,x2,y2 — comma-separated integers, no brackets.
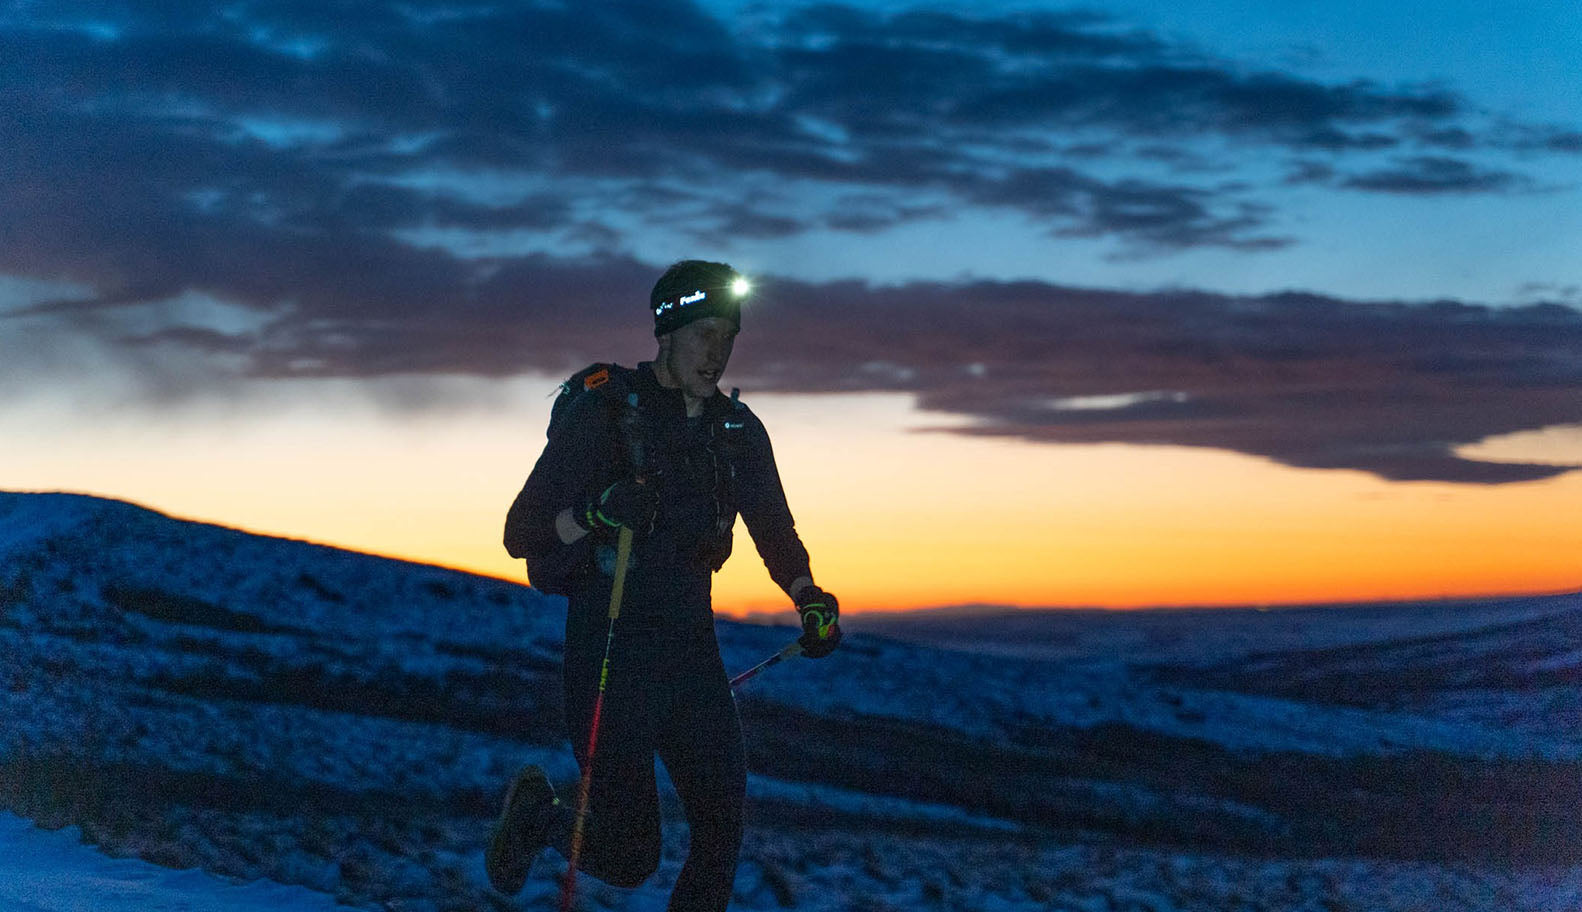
547,362,633,440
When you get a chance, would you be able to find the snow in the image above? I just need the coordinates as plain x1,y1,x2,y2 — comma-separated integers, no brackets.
746,775,1021,832
2,489,1580,912
721,622,1582,760
0,811,351,912
0,491,105,559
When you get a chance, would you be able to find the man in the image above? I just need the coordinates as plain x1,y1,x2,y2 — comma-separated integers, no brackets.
490,260,841,911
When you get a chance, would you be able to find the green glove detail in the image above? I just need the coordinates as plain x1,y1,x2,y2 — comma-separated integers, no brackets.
794,585,841,659
580,478,656,539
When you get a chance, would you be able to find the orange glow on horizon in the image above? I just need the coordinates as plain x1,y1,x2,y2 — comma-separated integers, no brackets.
3,383,1579,615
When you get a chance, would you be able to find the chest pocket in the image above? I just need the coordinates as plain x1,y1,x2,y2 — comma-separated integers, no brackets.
642,412,740,571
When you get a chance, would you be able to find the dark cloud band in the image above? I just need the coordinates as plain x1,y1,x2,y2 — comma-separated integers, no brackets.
3,0,1579,484
46,256,1582,485
0,0,1554,277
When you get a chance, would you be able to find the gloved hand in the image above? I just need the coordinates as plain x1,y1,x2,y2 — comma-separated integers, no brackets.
580,478,657,539
794,585,841,658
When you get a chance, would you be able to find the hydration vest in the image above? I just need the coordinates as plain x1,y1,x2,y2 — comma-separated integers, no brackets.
550,362,747,573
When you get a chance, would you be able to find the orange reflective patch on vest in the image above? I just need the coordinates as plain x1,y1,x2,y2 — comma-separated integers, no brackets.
584,367,611,391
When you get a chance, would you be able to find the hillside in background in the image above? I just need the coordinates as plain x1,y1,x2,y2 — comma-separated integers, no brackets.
846,595,1582,664
1,490,1579,911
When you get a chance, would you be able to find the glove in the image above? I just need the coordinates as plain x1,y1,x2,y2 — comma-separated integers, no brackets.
794,585,841,659
580,478,657,539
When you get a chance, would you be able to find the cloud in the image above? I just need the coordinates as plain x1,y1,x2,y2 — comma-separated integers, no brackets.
1414,126,1477,150
4,0,1579,483
1283,160,1337,185
771,7,1459,142
0,0,1554,309
1542,130,1582,153
1507,125,1582,155
33,254,1578,485
1517,282,1582,306
725,281,1582,484
1341,157,1526,195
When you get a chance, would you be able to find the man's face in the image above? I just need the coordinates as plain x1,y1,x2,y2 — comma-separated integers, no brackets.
662,316,738,401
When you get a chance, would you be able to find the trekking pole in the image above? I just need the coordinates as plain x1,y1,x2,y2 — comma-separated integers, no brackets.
730,639,803,691
559,524,630,911
561,395,643,912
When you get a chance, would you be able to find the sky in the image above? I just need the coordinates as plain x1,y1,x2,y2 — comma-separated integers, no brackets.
2,0,1580,614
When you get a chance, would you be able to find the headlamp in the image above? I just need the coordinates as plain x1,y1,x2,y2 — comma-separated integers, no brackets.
649,260,747,337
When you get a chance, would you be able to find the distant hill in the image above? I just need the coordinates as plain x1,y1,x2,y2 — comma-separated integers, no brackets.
846,594,1582,663
2,490,1578,912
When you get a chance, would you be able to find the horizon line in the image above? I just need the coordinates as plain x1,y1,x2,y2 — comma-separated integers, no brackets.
11,487,1579,615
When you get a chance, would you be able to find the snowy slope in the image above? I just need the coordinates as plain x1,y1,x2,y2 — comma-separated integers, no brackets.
0,811,350,912
1,490,1579,912
0,492,103,560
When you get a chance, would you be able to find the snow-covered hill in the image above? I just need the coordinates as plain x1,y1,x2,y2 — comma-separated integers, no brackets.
0,811,352,912
2,490,1578,911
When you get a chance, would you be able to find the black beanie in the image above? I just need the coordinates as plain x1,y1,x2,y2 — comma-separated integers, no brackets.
650,260,746,337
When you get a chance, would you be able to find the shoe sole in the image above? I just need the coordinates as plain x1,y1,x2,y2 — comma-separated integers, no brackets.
486,766,546,895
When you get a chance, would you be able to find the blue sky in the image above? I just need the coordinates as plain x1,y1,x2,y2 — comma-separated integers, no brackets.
3,0,1581,609
3,0,1579,485
685,0,1582,301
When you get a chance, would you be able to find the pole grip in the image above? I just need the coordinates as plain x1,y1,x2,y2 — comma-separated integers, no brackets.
607,525,633,620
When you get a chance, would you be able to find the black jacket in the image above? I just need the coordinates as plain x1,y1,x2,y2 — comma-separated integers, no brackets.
505,362,811,611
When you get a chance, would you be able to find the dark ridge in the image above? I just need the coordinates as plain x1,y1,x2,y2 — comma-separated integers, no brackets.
102,583,310,637
1156,602,1582,706
739,701,1582,865
143,660,564,743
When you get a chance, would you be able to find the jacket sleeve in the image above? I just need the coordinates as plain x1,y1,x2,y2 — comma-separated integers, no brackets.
504,391,618,594
734,407,813,595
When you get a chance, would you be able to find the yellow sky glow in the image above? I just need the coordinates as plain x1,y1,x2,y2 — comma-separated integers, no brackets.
3,379,1578,616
